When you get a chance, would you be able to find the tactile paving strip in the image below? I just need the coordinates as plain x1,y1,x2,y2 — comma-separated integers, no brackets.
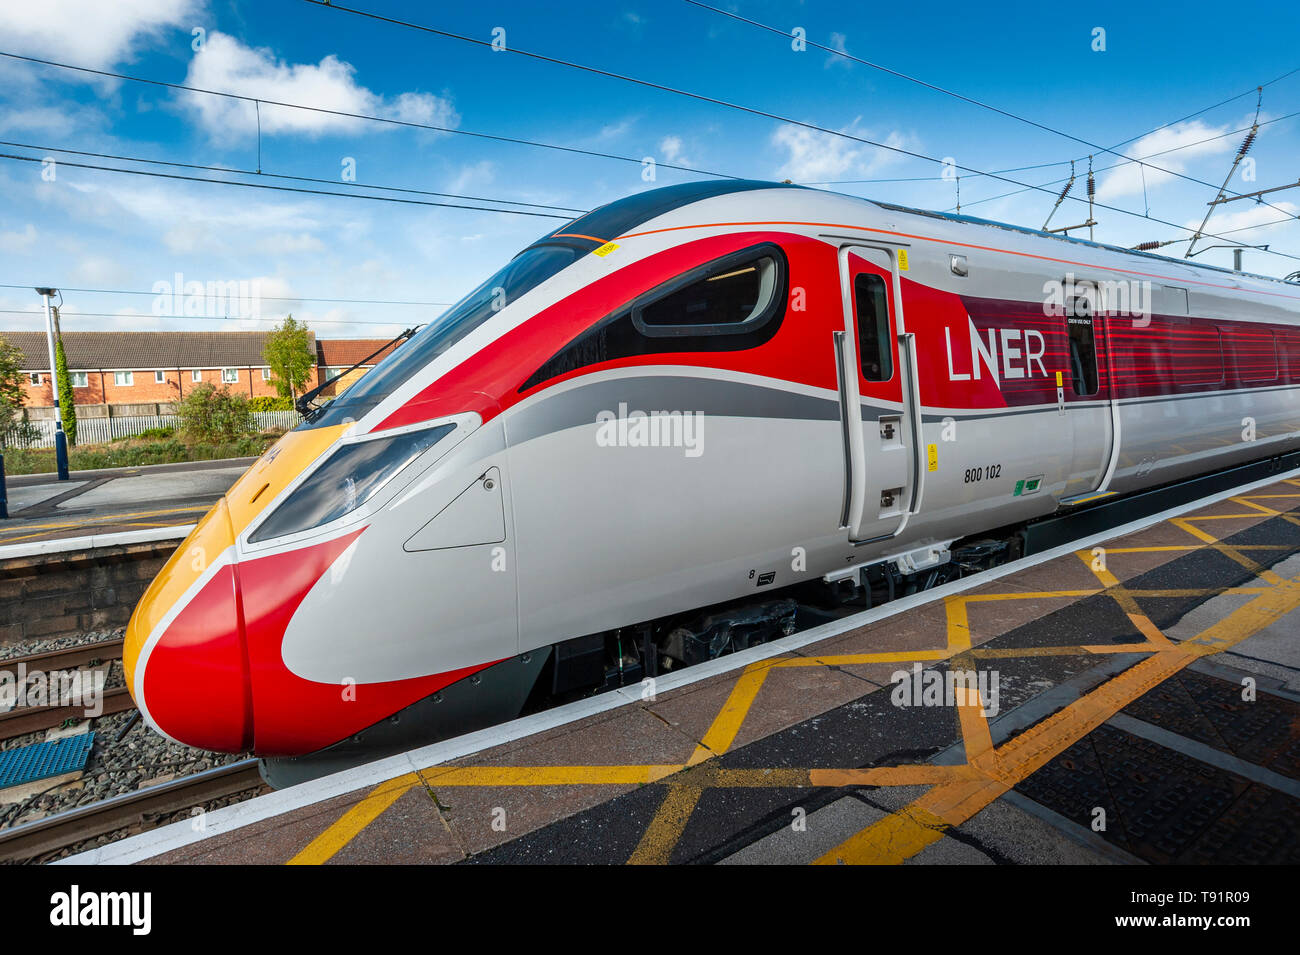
1123,670,1300,781
1016,722,1300,864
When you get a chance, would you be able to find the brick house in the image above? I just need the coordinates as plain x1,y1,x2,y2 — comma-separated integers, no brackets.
7,330,302,407
4,330,404,411
314,338,401,396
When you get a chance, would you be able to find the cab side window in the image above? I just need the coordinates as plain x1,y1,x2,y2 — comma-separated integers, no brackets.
522,243,788,391
634,248,783,335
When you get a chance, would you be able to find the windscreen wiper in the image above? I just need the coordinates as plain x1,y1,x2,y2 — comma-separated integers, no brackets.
296,327,418,419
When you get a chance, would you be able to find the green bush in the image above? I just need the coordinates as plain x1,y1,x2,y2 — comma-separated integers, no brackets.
175,383,253,443
2,411,41,450
249,395,295,412
1,432,277,475
135,426,176,440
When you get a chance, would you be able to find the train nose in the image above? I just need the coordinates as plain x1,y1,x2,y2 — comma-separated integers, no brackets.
124,495,252,752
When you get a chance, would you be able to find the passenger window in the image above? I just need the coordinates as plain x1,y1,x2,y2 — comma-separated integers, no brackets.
635,252,780,333
854,273,892,382
1065,293,1100,396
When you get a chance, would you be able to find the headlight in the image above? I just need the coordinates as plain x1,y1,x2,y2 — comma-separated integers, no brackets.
249,423,456,542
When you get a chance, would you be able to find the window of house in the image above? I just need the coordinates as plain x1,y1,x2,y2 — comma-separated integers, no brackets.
71,372,88,388
853,272,893,382
262,367,271,381
222,368,238,384
154,370,166,384
114,371,133,387
191,369,202,383
29,373,40,385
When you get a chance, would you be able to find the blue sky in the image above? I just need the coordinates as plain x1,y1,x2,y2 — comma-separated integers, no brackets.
1,0,1298,339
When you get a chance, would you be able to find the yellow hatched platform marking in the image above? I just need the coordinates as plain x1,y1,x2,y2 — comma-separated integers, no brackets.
286,773,420,866
282,481,1300,866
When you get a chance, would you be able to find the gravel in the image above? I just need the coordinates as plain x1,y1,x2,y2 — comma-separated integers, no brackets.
0,627,126,661
0,626,262,854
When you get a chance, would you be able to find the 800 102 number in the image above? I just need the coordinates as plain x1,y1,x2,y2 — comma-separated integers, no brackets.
964,464,1002,483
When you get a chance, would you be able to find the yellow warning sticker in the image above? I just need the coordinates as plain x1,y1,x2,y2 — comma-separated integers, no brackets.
1055,370,1063,387
897,249,910,271
593,242,619,258
926,443,938,472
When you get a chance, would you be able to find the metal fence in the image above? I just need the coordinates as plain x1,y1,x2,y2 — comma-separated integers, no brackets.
4,410,301,449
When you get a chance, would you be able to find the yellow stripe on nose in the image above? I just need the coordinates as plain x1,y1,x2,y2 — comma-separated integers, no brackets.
224,424,352,537
123,423,351,698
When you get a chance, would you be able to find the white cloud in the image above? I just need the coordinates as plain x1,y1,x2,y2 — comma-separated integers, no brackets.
255,232,326,255
0,0,198,69
1187,201,1299,243
181,33,459,140
445,160,496,195
595,117,636,141
73,254,132,285
0,223,37,252
659,135,693,168
1096,120,1235,201
825,33,851,69
772,119,911,183
36,175,329,256
0,107,82,137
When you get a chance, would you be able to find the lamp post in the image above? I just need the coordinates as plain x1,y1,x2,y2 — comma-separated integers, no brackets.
35,287,69,480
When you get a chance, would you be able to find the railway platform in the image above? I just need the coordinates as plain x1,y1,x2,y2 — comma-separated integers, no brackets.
64,472,1300,865
0,457,255,547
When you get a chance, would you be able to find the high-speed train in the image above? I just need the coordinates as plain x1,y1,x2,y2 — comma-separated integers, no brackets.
123,180,1300,784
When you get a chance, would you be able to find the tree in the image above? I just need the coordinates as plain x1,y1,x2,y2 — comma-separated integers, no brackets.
54,337,76,446
263,314,315,399
0,335,26,445
175,383,253,442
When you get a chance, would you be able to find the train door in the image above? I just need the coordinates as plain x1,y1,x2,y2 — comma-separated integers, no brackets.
1058,278,1117,502
835,244,925,543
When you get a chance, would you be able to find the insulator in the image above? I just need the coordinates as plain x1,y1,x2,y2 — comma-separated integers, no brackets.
1087,172,1096,197
1133,241,1162,251
1056,178,1074,202
1238,129,1257,158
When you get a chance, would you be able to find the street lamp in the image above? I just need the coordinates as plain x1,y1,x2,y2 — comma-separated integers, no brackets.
34,287,69,480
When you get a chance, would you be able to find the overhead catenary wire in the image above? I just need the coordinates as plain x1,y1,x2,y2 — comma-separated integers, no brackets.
680,0,1300,217
0,283,453,307
0,308,422,328
0,50,737,181
0,150,575,218
7,37,1296,256
950,107,1300,215
295,1,1300,265
4,30,1298,265
821,112,1300,196
0,139,589,214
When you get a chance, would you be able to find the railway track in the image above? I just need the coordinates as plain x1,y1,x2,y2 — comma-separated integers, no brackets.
0,758,265,863
0,638,133,739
